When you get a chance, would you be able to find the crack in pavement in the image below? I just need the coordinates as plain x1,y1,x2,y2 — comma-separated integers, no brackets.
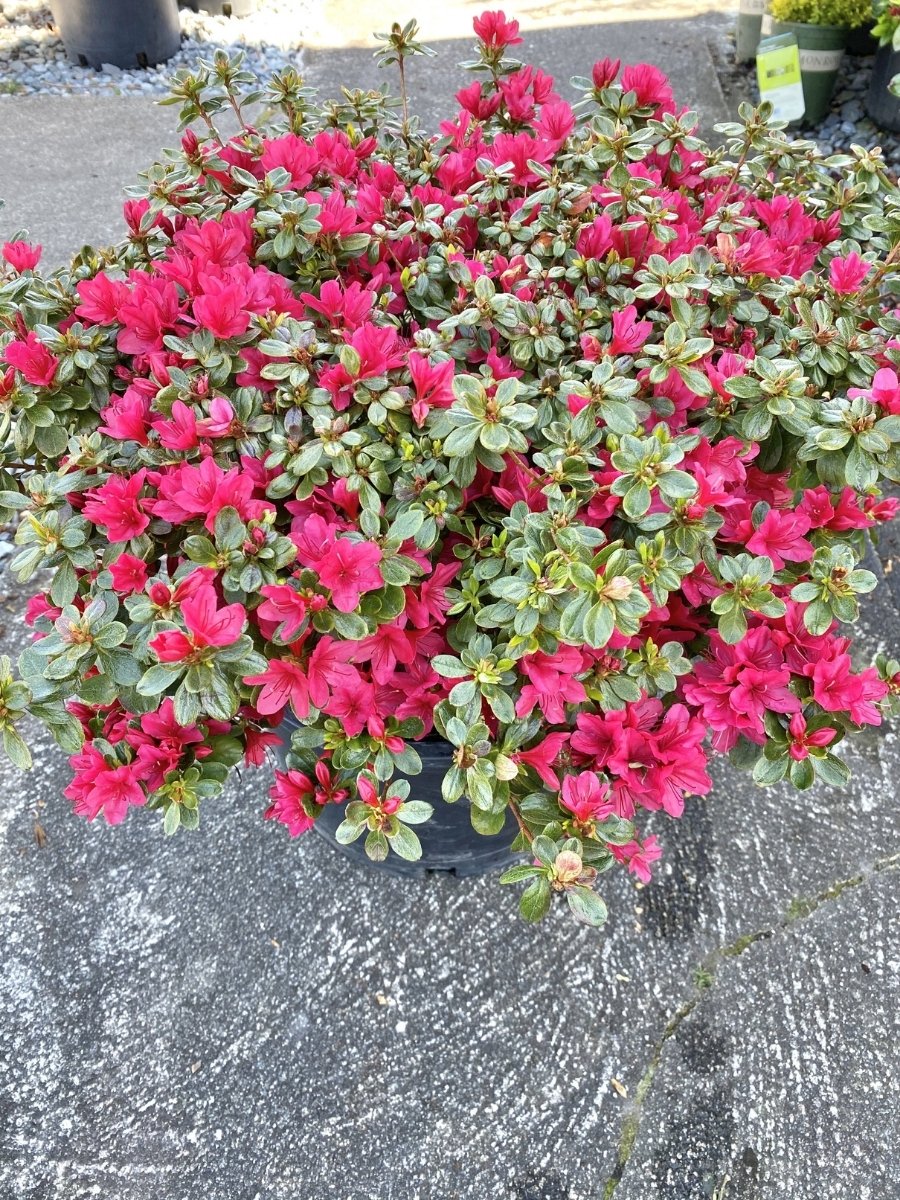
601,851,900,1198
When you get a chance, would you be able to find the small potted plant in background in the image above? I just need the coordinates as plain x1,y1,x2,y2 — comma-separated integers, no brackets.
49,0,182,70
736,0,770,62
770,0,873,121
867,0,900,130
1,17,899,929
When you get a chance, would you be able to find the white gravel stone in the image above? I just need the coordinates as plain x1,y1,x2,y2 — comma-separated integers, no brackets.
0,0,311,96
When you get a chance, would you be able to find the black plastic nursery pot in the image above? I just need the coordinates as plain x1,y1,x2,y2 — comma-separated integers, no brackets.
179,0,259,16
771,20,847,123
865,44,900,133
276,717,521,878
49,0,182,70
846,22,878,55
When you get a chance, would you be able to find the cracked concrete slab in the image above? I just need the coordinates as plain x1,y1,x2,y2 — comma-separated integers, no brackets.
612,865,900,1200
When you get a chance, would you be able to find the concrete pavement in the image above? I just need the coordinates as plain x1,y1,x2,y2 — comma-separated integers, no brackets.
2,4,900,1198
0,3,731,266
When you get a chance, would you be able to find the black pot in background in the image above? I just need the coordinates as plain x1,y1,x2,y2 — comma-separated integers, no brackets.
846,22,879,55
276,716,520,878
179,0,259,16
50,0,181,69
866,44,900,132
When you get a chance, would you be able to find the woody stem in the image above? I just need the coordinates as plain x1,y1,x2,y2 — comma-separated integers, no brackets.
227,90,249,132
398,57,409,129
507,798,533,844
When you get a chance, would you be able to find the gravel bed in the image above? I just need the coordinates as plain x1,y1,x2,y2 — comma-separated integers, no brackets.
803,54,900,167
0,0,311,96
712,26,900,171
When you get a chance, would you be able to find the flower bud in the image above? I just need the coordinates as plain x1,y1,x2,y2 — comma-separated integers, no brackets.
494,753,518,781
601,575,633,601
553,850,584,885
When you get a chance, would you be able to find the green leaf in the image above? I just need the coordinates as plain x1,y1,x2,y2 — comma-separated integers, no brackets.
582,600,615,649
78,673,118,706
292,441,324,475
183,535,218,566
2,726,32,770
789,757,815,790
373,746,393,781
364,829,389,861
431,655,466,678
519,877,552,923
388,822,422,861
163,804,182,836
466,766,495,810
180,806,200,831
813,753,851,788
449,679,477,706
470,803,507,835
752,753,788,786
791,582,820,603
0,490,31,511
330,610,368,640
479,422,511,453
485,688,516,724
566,886,608,927
387,508,424,542
397,800,433,825
99,649,142,687
137,664,182,697
531,835,557,867
43,713,85,754
622,481,651,519
443,424,481,457
717,605,748,645
845,442,877,491
50,560,78,608
658,470,696,500
803,598,834,636
558,593,589,642
335,818,366,844
500,864,542,884
568,561,599,592
594,815,636,846
442,764,465,803
214,506,246,551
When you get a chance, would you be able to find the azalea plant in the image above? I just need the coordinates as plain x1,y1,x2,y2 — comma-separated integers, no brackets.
873,0,900,47
1,11,900,928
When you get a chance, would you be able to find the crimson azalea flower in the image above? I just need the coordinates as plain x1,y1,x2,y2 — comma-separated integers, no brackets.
2,331,58,387
2,241,42,272
316,539,384,612
244,658,311,718
472,9,522,49
150,587,246,664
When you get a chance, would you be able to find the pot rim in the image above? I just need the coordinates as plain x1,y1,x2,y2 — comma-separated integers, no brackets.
770,19,848,33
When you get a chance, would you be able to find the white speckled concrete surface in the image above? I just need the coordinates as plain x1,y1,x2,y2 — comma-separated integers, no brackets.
1,566,899,1200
